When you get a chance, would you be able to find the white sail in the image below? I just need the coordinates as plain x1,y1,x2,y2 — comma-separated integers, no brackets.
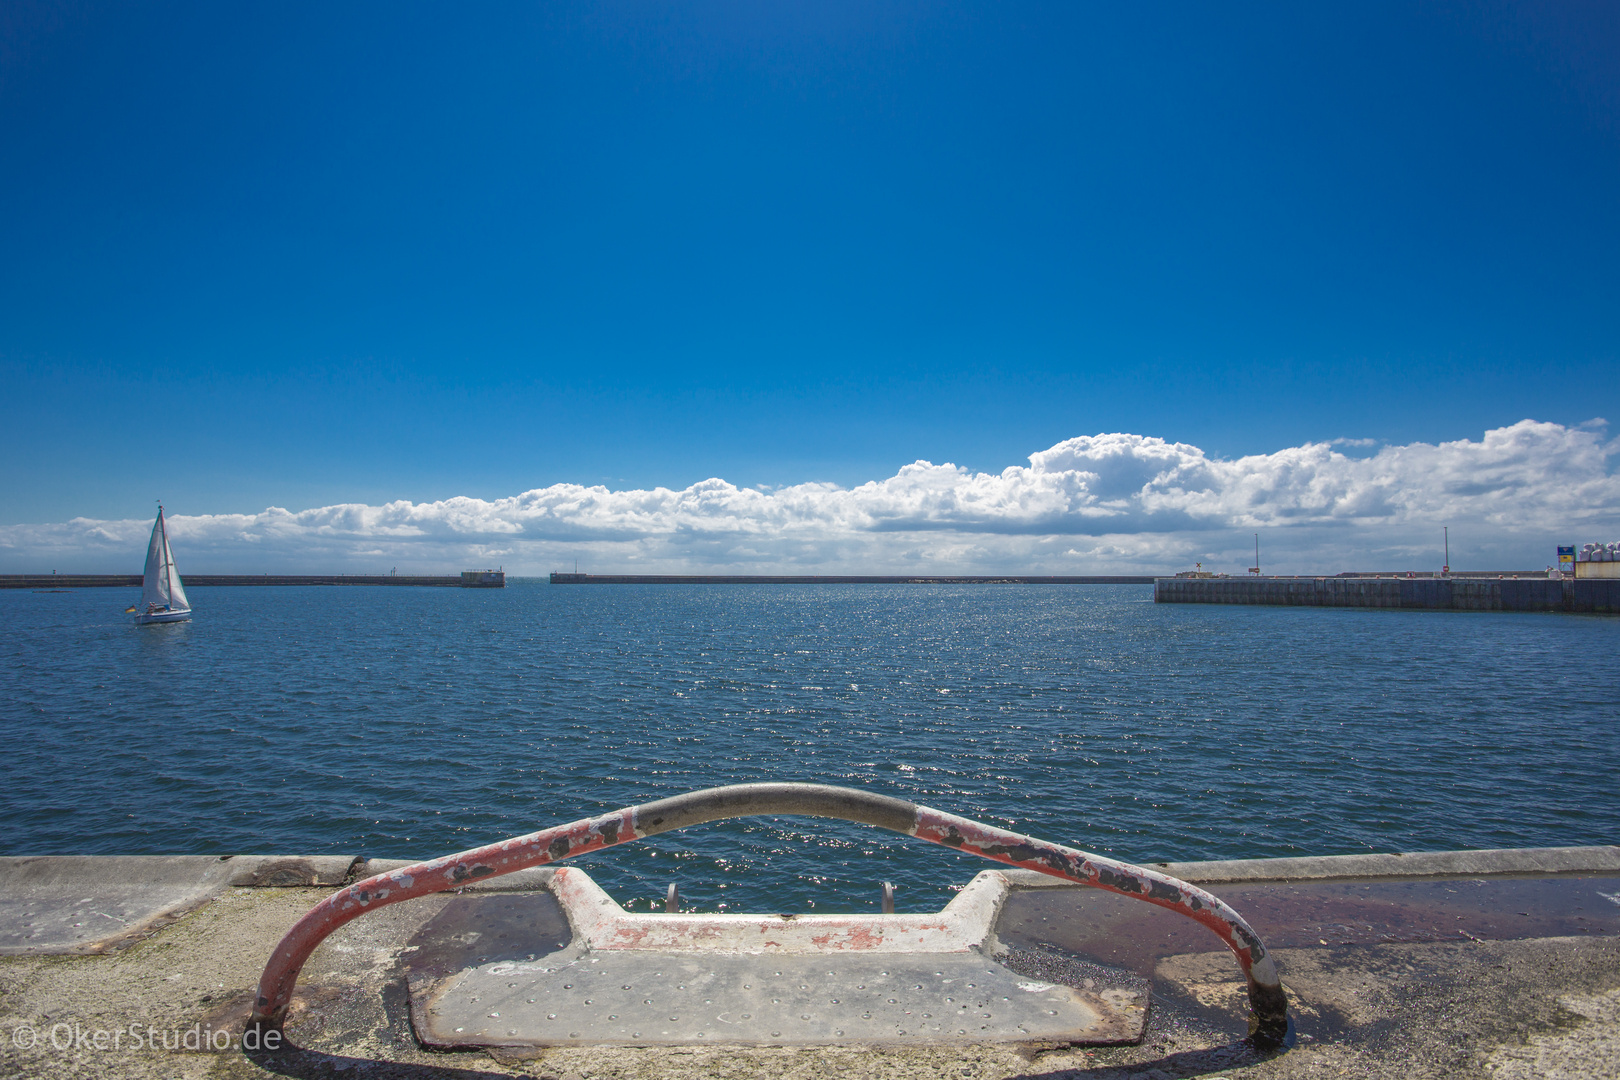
141,512,170,610
164,519,190,612
139,507,190,614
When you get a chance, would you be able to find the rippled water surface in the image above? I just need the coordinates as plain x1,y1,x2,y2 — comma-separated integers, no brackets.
3,582,1616,913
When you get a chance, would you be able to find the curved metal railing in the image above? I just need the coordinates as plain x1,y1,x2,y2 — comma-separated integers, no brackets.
247,783,1289,1047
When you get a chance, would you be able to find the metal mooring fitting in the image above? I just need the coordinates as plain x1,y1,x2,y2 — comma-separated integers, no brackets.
881,880,896,914
665,882,679,913
246,783,1289,1048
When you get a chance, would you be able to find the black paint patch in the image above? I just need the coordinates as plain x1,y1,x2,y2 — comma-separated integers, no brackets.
469,865,494,878
597,818,621,844
1234,922,1266,961
1097,868,1146,895
1148,880,1183,903
548,836,571,860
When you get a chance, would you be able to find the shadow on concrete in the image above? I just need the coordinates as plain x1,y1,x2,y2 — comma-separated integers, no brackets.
1005,1039,1282,1079
244,1043,514,1079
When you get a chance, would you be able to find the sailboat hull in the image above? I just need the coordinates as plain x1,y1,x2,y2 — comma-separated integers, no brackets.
134,609,191,624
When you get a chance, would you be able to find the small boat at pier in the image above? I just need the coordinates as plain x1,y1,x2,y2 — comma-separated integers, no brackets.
132,505,191,624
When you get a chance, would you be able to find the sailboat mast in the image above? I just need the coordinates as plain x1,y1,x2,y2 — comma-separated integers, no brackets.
158,505,171,591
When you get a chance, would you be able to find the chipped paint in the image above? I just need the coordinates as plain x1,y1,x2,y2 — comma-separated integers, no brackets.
248,783,1287,1049
549,865,1007,954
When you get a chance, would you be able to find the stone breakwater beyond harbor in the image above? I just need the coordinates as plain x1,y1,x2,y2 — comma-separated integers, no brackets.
1155,574,1620,613
0,572,504,588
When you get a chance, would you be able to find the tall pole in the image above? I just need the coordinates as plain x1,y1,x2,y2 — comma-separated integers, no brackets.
1444,526,1449,576
1255,533,1260,576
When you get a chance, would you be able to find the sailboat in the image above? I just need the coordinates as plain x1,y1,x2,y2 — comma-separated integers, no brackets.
132,504,191,624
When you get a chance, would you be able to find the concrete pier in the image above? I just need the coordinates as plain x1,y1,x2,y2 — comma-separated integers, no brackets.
2,845,1616,1078
1155,574,1620,613
1,574,499,589
549,574,1157,584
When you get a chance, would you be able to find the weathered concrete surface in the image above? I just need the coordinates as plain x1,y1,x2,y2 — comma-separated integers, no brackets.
0,884,1614,1079
1,850,1617,1078
0,855,354,955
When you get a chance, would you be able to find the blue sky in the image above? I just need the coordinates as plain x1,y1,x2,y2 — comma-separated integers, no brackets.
2,2,1617,571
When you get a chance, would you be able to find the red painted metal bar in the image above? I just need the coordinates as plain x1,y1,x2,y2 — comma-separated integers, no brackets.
247,783,1289,1047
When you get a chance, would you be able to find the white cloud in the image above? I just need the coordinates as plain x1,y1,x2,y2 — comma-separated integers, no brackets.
4,420,1617,575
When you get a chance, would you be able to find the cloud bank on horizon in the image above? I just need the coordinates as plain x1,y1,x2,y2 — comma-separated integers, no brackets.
5,420,1617,575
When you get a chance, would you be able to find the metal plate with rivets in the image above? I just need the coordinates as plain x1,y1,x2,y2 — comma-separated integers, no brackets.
409,947,1147,1048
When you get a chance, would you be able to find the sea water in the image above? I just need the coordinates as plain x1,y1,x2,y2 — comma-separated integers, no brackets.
2,582,1616,913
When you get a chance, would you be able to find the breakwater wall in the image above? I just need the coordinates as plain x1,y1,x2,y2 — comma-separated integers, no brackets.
549,573,1157,585
1155,575,1620,613
2,574,468,589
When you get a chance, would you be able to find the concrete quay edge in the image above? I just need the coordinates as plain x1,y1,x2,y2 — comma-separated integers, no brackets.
4,845,1616,958
1006,844,1620,887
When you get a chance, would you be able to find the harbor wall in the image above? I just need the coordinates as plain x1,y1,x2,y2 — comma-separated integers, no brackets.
1,574,475,589
548,573,1156,584
1154,575,1620,613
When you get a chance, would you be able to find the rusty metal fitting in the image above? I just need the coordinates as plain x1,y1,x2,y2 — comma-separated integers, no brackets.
246,782,1289,1048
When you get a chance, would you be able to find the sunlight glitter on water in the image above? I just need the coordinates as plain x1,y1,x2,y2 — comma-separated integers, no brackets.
3,582,1617,914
